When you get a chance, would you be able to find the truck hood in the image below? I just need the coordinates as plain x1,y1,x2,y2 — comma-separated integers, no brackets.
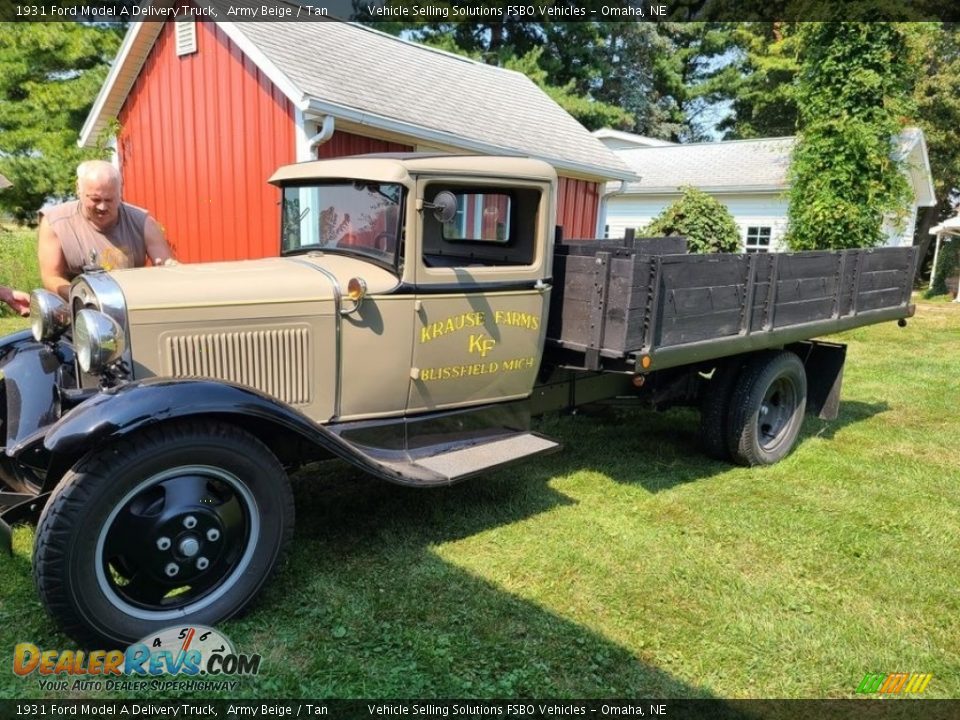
104,254,400,311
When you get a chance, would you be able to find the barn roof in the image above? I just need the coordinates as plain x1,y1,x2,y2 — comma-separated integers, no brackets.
80,12,635,182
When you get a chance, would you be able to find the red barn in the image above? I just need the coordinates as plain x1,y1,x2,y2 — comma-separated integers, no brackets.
80,18,634,263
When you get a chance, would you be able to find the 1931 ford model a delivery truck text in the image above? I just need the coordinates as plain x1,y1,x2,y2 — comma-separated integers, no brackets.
0,155,915,646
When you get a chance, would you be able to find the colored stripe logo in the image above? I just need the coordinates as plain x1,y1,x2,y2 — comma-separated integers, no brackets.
856,672,933,694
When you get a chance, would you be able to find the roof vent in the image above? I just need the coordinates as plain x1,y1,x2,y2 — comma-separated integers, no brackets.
175,20,197,57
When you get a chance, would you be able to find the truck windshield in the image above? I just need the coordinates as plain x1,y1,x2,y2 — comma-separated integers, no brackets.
281,182,403,263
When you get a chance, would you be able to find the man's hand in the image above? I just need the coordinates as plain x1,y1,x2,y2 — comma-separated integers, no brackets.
0,286,30,317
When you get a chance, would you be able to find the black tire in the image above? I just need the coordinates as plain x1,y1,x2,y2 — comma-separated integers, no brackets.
33,420,294,647
698,361,742,461
726,351,807,467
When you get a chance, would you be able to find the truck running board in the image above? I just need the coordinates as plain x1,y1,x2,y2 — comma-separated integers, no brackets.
372,432,561,485
415,433,560,481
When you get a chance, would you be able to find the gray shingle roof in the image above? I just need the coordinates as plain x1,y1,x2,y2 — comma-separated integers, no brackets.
233,21,634,180
616,137,796,193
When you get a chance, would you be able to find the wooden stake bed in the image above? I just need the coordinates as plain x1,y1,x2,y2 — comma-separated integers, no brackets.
547,234,917,372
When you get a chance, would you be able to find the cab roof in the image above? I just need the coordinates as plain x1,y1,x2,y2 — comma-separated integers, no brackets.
268,153,558,186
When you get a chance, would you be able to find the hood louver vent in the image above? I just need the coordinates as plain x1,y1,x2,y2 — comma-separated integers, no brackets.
166,329,312,405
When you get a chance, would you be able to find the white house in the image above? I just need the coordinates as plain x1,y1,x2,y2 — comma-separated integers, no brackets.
596,128,936,252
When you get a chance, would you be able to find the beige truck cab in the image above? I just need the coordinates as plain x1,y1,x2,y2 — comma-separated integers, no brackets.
2,154,916,646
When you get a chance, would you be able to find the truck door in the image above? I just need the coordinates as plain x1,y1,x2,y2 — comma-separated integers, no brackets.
408,178,554,414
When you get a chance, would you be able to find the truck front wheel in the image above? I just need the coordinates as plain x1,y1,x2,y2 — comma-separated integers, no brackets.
725,351,807,466
33,420,294,647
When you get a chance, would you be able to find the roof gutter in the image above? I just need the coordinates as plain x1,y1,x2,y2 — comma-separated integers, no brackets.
308,115,336,153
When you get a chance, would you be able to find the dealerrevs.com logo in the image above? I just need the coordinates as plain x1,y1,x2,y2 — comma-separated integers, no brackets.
855,672,933,695
13,625,261,692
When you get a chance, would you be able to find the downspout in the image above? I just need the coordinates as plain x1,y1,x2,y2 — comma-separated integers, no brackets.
308,115,336,155
596,179,630,238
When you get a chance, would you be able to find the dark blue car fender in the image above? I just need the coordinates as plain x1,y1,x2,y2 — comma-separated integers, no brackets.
29,377,437,489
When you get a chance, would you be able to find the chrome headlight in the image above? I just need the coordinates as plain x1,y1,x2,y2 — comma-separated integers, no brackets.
74,309,126,373
30,290,71,341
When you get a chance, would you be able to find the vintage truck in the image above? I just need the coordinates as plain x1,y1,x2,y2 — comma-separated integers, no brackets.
0,155,915,646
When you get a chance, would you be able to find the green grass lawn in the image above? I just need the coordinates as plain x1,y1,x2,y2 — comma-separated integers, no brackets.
0,224,39,334
0,229,957,700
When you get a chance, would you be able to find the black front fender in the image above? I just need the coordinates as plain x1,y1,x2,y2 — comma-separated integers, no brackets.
33,378,442,488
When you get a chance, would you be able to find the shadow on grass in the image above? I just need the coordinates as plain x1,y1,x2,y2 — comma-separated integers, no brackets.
3,402,890,701
224,461,721,699
538,406,733,494
802,400,890,441
532,399,891,495
1,448,719,700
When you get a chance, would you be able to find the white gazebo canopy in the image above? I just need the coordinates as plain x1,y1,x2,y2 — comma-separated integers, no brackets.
929,213,960,301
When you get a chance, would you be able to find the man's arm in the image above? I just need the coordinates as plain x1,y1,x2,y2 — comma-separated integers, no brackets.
144,216,175,265
38,217,73,300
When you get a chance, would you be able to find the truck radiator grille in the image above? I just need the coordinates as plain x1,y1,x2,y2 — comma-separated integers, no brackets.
165,329,311,405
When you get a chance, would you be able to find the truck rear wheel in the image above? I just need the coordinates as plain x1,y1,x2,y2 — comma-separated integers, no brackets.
698,360,742,461
726,351,807,466
33,420,294,647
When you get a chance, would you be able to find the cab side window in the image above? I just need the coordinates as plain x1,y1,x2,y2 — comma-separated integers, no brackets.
422,186,539,268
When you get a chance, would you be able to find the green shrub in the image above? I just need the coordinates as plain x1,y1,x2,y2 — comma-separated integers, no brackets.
643,186,741,253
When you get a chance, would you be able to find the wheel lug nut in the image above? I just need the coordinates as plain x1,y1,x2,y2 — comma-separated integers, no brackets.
157,536,171,551
164,563,180,577
196,557,209,571
179,537,200,558
183,515,197,529
206,529,220,542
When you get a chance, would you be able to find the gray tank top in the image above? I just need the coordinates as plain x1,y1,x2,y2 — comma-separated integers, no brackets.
41,201,148,277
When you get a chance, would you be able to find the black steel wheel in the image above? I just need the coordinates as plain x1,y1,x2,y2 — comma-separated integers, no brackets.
33,420,294,647
726,351,807,466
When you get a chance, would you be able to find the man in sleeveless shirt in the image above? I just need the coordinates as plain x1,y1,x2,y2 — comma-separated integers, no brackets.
38,160,175,300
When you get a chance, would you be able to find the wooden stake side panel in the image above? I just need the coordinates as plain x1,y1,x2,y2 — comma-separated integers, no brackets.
547,239,916,364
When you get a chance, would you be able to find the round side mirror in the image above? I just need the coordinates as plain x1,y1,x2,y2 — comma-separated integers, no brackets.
431,191,458,225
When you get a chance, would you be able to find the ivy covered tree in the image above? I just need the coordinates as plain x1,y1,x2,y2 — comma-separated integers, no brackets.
786,23,919,250
0,23,122,223
643,186,741,253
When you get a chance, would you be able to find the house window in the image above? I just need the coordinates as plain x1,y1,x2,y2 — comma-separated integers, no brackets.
442,192,511,243
745,226,772,253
